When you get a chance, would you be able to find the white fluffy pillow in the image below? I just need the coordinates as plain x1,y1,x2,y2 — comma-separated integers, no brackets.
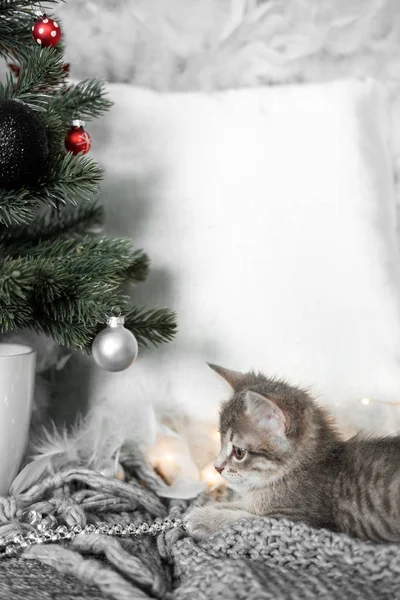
88,79,400,428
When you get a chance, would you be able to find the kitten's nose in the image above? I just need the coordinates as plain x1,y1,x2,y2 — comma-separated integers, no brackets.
215,465,224,474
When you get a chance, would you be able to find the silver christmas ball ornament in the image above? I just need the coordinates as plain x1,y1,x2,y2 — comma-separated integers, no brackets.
92,316,138,371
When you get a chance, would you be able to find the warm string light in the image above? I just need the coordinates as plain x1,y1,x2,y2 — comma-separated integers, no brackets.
147,437,184,483
334,398,400,407
331,397,400,440
200,463,225,491
378,400,400,407
200,426,225,489
147,429,225,491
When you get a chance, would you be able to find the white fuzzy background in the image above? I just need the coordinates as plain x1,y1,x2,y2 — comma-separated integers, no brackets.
58,0,399,92
57,0,400,178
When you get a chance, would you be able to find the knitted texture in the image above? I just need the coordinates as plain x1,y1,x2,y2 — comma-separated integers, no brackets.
1,458,400,600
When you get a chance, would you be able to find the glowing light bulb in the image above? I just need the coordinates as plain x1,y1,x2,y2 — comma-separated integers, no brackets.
163,454,175,462
360,398,370,405
147,438,182,483
200,463,225,491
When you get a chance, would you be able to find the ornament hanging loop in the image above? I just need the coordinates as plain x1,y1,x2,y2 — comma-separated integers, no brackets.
33,2,44,18
110,306,122,317
71,118,85,128
107,315,125,328
106,306,123,327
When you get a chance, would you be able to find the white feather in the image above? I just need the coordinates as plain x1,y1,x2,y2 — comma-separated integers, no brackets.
11,394,155,491
10,454,64,495
29,398,151,469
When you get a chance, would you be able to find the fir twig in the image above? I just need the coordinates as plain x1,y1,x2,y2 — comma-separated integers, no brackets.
0,46,65,109
0,154,103,226
0,255,177,347
124,306,178,347
0,203,104,246
0,1,59,12
50,79,113,122
37,152,103,208
17,236,150,284
0,236,150,287
39,107,65,157
0,187,38,226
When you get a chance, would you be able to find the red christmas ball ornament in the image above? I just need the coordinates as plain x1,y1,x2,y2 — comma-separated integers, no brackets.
65,120,92,155
32,14,62,48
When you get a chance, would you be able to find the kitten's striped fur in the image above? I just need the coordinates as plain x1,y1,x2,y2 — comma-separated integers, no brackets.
186,365,400,542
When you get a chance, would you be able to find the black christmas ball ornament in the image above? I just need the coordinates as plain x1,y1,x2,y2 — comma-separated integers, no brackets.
0,99,48,189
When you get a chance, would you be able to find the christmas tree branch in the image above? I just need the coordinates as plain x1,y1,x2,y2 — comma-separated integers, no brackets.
0,203,104,246
0,256,35,302
0,187,38,226
38,302,178,350
14,236,150,284
0,1,59,12
33,317,105,349
0,292,177,350
50,79,113,122
39,107,66,157
0,46,65,109
0,7,35,57
0,301,34,330
123,306,178,347
37,152,103,207
1,237,149,295
0,154,103,226
0,253,177,348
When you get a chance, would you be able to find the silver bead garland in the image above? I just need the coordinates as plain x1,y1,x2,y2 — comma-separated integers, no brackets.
0,511,187,558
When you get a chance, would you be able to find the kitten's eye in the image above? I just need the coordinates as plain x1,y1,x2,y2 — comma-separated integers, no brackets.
232,445,247,461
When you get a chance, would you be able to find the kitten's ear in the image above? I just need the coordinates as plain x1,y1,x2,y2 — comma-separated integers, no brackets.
245,391,287,438
207,363,246,390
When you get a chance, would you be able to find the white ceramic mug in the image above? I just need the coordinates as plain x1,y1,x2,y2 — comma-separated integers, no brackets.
0,344,36,497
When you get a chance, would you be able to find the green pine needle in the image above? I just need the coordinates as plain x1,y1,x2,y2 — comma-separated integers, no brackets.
124,306,178,348
0,47,66,109
0,203,104,246
0,187,38,226
51,79,113,122
37,152,104,208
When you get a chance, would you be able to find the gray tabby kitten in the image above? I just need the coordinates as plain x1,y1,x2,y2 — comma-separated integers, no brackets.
186,364,400,543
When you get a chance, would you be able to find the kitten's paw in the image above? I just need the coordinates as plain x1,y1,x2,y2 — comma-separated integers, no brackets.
185,506,221,542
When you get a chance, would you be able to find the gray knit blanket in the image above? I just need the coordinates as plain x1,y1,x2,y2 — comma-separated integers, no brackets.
0,461,399,600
